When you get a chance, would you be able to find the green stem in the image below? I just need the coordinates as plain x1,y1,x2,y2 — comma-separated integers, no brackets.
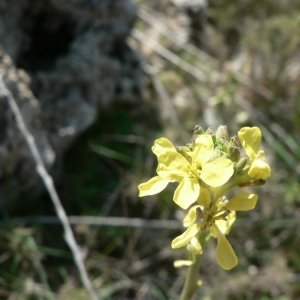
179,253,202,300
179,233,209,300
215,180,237,201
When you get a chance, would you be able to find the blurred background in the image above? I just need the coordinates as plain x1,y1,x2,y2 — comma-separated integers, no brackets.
0,0,300,299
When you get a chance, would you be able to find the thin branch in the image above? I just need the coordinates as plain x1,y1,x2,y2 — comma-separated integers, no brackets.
138,5,276,103
145,66,179,127
139,6,217,67
132,28,206,82
1,215,182,230
0,76,98,300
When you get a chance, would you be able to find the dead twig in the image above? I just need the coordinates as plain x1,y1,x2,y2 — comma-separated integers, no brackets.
2,215,182,230
0,75,98,300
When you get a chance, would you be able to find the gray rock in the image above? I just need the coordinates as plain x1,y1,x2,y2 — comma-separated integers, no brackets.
0,0,144,207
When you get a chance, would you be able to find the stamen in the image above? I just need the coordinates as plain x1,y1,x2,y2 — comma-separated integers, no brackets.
196,207,204,218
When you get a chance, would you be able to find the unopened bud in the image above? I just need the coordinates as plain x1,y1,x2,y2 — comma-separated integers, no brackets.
227,146,240,162
218,138,230,153
205,128,214,135
230,135,241,147
205,128,216,144
216,125,229,141
194,125,204,135
234,157,248,175
186,143,193,151
193,126,204,145
238,179,266,187
176,146,192,162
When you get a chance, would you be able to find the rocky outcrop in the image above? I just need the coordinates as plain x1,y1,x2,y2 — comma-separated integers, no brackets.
0,0,143,207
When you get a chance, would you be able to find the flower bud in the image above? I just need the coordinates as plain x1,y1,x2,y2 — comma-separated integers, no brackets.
186,143,193,151
238,179,266,187
193,126,204,146
218,138,230,153
227,146,240,162
205,128,216,144
234,157,248,175
216,125,229,141
205,127,214,135
230,135,241,147
176,146,192,162
194,125,204,135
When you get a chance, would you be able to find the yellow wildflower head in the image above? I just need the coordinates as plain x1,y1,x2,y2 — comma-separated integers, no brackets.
238,127,271,180
138,125,270,272
138,134,234,209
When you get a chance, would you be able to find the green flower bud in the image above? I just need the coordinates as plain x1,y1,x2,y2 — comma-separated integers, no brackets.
186,143,193,151
176,146,192,162
235,157,248,170
193,125,204,146
194,125,204,135
205,128,216,144
227,146,240,162
234,157,249,175
216,125,229,141
217,138,230,153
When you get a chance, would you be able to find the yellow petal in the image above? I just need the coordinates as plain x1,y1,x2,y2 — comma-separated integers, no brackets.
174,177,200,209
152,137,177,154
190,237,203,254
174,260,194,267
226,193,258,211
171,223,200,248
209,225,218,238
193,134,214,166
225,212,236,234
213,211,236,235
138,176,170,197
196,188,211,208
200,157,234,187
248,159,271,180
238,127,262,159
215,227,238,270
153,138,190,181
183,205,201,227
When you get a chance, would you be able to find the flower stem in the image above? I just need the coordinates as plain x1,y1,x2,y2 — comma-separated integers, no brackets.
179,233,208,300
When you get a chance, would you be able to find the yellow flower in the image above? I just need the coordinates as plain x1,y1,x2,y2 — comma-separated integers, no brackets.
211,193,258,270
211,223,238,270
238,127,271,180
138,135,234,209
171,191,258,270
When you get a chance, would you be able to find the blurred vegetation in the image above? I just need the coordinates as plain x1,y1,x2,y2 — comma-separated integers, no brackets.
1,0,300,299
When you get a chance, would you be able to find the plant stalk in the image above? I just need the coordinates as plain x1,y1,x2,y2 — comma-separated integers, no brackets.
179,233,208,300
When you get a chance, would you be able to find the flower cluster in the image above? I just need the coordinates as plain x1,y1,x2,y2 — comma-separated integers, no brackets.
138,126,271,270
